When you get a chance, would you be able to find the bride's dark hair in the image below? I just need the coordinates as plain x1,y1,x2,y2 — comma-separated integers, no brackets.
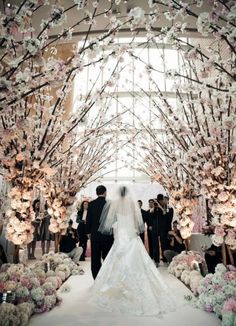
120,186,127,197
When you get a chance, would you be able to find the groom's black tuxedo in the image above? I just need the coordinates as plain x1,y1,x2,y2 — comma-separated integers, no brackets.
86,196,113,279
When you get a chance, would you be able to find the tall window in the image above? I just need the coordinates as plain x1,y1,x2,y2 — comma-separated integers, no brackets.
73,37,186,183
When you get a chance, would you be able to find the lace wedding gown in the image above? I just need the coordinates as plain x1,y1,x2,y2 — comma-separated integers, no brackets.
90,195,175,317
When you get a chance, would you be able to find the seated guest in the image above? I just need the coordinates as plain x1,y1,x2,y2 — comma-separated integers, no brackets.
59,219,83,265
204,244,222,273
164,221,185,264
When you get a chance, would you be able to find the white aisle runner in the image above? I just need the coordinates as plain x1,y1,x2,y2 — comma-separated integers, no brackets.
29,262,220,326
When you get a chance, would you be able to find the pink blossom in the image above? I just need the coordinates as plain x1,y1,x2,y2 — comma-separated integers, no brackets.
213,285,223,291
226,229,235,240
223,298,236,313
20,276,33,290
223,271,236,282
215,226,226,237
228,265,236,272
217,191,230,202
205,303,214,312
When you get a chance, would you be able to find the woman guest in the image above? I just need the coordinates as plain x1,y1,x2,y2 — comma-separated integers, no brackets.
27,199,41,260
76,201,89,261
40,202,53,255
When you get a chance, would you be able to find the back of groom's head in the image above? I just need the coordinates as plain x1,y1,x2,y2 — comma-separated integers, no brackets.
96,185,107,196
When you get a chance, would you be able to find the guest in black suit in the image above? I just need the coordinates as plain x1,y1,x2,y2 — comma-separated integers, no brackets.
156,194,169,263
137,200,147,244
164,196,174,232
152,194,169,266
146,199,155,259
77,200,89,261
86,185,113,279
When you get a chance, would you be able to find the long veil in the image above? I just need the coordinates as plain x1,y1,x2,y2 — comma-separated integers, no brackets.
98,186,145,235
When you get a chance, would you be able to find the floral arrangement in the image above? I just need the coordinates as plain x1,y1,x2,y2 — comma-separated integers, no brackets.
222,297,236,326
0,253,82,325
168,251,206,293
196,264,236,325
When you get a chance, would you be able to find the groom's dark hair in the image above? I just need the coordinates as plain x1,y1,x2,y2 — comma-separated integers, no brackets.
96,185,107,196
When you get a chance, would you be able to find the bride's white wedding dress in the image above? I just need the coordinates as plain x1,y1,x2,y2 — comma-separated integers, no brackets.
89,192,175,317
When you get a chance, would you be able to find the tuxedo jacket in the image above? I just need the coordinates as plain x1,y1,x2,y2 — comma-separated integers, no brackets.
140,208,148,224
146,209,155,227
86,197,113,242
152,207,169,236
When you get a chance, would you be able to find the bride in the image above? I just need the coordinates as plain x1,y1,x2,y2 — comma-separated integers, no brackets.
89,186,175,316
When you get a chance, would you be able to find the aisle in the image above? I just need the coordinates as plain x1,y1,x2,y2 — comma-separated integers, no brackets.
29,261,220,326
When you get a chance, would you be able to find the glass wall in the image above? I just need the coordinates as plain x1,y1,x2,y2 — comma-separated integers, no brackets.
73,37,185,183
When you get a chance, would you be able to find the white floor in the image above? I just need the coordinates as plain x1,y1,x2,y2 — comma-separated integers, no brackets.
28,261,220,326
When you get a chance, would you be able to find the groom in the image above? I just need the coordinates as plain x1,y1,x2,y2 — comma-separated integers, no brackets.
86,185,113,279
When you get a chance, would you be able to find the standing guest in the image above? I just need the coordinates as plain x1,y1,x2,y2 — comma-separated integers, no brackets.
76,200,89,261
0,245,7,266
152,198,160,266
27,199,41,260
164,221,185,263
157,194,169,262
153,194,169,265
86,185,113,279
137,200,147,244
59,219,82,265
40,202,53,256
164,196,174,232
146,199,155,258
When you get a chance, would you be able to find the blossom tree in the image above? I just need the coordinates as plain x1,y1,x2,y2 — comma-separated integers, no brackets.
122,1,236,260
0,0,158,247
